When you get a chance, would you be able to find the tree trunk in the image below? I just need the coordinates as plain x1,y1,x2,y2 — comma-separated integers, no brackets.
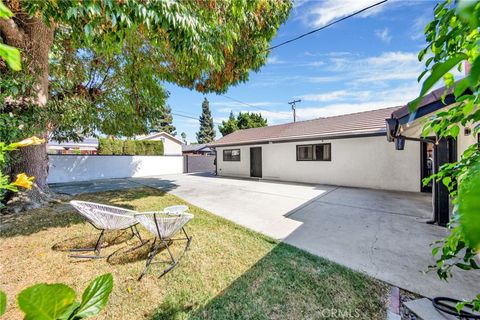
0,6,55,212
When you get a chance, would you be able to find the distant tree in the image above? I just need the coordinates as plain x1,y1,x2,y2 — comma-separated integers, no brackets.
219,111,238,136
152,105,176,135
180,132,187,144
219,111,267,136
196,98,215,143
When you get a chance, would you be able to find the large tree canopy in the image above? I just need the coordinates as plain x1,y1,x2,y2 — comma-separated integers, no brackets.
0,0,291,209
18,0,291,93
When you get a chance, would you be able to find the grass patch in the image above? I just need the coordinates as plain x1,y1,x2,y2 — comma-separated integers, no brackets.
0,187,389,319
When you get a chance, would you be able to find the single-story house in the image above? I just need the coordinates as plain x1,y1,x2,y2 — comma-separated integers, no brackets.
210,106,422,192
209,85,477,226
47,137,98,155
136,132,183,156
182,144,215,155
210,91,476,193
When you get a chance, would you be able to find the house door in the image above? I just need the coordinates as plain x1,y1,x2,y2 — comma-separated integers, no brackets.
420,141,434,192
250,147,262,178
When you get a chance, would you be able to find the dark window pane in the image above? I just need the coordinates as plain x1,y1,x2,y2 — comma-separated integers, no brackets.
223,149,240,161
314,144,323,160
297,145,313,160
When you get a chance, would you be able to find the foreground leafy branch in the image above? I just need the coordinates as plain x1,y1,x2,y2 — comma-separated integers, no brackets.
0,273,113,319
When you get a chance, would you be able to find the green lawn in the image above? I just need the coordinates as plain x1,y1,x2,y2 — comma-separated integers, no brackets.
0,187,389,319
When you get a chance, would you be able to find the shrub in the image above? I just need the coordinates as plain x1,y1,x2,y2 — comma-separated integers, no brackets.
111,140,123,155
98,139,163,155
123,140,136,155
98,138,113,155
134,140,145,155
152,140,164,155
144,140,155,156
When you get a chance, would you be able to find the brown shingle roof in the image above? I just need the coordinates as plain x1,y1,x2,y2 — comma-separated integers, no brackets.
210,106,400,147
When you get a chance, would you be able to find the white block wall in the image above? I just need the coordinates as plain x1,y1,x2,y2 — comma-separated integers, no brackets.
216,135,421,192
48,155,183,184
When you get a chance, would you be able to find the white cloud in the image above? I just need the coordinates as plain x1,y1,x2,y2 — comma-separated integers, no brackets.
266,55,286,65
299,90,372,102
329,51,423,83
375,27,391,43
305,0,387,28
410,13,430,40
297,60,326,67
242,83,423,125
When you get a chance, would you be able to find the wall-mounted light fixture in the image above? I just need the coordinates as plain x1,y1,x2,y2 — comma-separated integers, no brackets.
395,136,405,150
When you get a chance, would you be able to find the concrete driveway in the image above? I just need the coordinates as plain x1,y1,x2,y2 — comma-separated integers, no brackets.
51,173,479,301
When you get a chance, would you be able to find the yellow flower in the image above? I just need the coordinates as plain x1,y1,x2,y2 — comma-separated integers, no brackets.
12,136,46,148
12,173,34,190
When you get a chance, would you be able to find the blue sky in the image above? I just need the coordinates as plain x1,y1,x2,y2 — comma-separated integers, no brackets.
165,0,441,143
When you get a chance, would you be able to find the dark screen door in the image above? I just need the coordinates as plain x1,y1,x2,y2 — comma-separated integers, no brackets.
420,141,434,192
250,147,262,178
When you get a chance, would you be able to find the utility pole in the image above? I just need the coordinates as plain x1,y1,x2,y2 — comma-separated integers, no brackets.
288,99,301,122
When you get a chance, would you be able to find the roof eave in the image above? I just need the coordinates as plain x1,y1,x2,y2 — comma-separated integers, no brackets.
210,129,386,148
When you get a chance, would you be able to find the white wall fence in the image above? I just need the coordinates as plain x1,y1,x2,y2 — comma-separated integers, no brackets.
48,155,183,184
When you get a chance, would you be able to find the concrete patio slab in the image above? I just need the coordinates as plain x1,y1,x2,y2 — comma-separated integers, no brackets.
50,173,480,301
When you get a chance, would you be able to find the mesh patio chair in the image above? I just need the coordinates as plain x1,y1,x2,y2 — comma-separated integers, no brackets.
69,200,144,259
135,211,193,280
163,205,189,215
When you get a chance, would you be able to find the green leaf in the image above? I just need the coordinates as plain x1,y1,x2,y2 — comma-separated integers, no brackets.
450,125,460,138
0,290,6,317
469,56,480,86
458,161,480,251
444,72,454,87
0,43,21,71
454,77,471,98
71,273,113,319
442,176,452,187
0,1,13,19
17,284,76,320
410,54,468,111
463,100,475,115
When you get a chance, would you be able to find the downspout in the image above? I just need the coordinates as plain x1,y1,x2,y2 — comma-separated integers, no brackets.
213,147,217,176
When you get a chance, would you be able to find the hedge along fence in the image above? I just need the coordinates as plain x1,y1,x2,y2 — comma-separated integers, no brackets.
98,138,164,156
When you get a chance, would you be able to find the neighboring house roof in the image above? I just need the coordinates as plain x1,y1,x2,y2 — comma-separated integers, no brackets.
182,144,213,153
209,106,400,147
48,138,98,150
136,131,183,144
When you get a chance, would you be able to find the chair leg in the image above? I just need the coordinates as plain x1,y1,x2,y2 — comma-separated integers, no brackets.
182,227,193,250
138,238,160,281
130,225,144,243
69,229,106,259
137,230,193,280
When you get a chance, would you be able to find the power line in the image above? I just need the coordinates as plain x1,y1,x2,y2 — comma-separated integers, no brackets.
266,0,388,52
220,1,388,118
221,95,291,115
171,111,222,126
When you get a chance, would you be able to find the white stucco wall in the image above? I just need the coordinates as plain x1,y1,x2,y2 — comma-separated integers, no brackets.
141,134,182,155
216,135,421,192
48,155,183,183
456,125,477,157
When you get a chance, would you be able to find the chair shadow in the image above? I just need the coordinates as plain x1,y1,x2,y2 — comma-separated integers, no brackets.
107,239,174,265
52,230,133,251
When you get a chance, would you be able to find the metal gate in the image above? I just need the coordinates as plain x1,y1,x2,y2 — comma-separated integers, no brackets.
183,155,216,173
